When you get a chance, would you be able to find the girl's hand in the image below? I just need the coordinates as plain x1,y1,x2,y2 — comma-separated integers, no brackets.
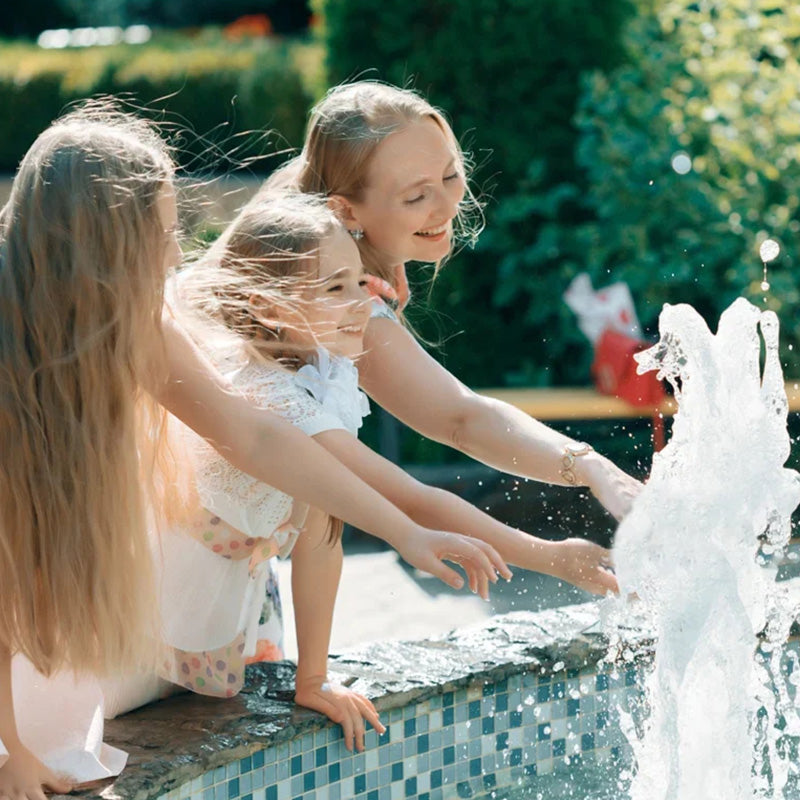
398,527,512,600
295,677,385,752
582,454,643,521
0,744,73,800
546,538,618,596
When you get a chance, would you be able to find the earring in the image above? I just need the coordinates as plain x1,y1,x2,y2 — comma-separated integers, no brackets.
349,228,364,241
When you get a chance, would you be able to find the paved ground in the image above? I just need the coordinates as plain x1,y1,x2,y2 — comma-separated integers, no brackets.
276,539,594,660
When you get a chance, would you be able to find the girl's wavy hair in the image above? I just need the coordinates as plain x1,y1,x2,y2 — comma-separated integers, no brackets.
180,193,345,544
261,80,483,296
0,102,177,676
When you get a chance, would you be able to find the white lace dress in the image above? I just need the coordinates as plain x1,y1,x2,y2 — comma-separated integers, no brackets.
1,349,369,785
152,349,369,699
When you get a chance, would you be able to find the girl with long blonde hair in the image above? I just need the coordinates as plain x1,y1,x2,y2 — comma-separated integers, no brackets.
262,80,641,519
0,106,506,799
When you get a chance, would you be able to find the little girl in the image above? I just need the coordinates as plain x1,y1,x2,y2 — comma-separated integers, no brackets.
178,193,617,719
0,107,506,798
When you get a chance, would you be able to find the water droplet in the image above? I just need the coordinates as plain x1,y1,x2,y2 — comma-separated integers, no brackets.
760,238,780,263
553,661,565,672
761,281,770,292
671,151,692,174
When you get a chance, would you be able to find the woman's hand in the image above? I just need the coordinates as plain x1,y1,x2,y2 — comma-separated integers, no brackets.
295,677,385,752
581,454,643,521
0,744,73,800
546,538,618,596
397,527,512,600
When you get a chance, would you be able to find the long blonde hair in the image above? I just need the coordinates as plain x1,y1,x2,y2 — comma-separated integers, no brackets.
262,80,482,289
0,105,175,676
181,193,344,543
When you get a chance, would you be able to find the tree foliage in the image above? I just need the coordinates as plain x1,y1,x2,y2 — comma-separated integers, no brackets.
489,0,800,383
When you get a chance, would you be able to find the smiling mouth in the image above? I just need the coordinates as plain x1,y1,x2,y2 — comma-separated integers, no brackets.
338,324,365,335
415,222,450,238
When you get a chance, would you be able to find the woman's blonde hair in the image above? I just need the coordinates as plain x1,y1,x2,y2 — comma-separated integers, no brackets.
181,193,344,543
262,80,482,290
0,103,175,676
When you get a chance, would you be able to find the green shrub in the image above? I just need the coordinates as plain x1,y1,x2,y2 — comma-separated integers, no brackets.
0,37,312,172
489,0,800,383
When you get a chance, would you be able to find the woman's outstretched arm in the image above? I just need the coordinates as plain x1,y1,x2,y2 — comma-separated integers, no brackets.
360,317,641,521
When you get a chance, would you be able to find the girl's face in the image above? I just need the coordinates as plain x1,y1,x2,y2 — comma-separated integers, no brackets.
344,118,466,266
287,225,372,360
157,184,182,273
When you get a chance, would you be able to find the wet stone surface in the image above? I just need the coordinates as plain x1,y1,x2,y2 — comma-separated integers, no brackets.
74,602,654,800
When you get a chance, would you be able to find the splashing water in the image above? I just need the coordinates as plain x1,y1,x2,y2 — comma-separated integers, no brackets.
611,298,800,799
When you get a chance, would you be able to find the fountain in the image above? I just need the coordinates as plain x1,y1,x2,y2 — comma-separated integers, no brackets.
612,297,800,799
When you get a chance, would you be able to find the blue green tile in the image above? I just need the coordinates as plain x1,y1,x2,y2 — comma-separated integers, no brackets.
553,739,566,757
468,701,481,719
457,780,473,798
417,733,429,753
227,778,239,799
404,718,416,737
391,762,403,781
405,777,417,797
482,717,495,735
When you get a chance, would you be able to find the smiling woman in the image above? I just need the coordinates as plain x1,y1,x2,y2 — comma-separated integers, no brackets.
259,80,642,524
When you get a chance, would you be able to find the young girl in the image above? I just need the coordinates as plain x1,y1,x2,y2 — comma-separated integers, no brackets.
179,193,617,719
262,80,641,521
0,106,505,799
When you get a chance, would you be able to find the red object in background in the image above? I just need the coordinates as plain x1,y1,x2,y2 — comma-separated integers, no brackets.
224,14,273,40
592,328,665,407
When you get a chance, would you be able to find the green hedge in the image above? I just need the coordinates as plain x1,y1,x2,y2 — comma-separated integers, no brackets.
0,35,314,172
318,0,635,391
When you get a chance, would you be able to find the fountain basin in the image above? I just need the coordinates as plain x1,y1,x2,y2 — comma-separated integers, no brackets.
72,602,653,800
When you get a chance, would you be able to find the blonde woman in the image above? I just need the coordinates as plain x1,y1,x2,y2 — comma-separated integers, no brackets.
0,106,505,799
263,80,641,521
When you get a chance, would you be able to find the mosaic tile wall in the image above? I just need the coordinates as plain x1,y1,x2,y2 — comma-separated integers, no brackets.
157,664,644,800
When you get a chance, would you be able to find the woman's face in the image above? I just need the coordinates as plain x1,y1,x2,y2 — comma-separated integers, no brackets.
345,118,466,266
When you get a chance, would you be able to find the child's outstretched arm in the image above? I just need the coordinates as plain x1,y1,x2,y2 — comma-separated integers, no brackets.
0,645,73,800
290,508,385,751
156,316,507,593
314,430,618,597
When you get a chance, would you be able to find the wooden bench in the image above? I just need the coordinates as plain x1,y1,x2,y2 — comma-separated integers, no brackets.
478,381,800,451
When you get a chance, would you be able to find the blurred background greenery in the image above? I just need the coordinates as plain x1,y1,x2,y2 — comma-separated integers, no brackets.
2,0,798,485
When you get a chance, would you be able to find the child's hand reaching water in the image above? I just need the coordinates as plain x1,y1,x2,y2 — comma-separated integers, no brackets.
396,527,512,600
0,744,73,800
294,676,385,752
